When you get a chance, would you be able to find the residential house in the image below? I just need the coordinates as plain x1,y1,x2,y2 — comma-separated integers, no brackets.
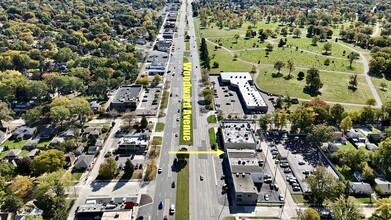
28,149,40,159
39,127,56,139
375,178,391,195
12,126,37,140
74,145,85,156
349,182,373,196
65,153,76,168
51,137,65,145
87,146,99,155
89,101,102,113
84,127,102,137
327,143,339,152
23,139,39,150
95,139,104,147
73,155,95,171
5,149,21,159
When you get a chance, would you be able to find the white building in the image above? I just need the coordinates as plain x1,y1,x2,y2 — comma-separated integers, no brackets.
221,121,257,150
220,72,268,113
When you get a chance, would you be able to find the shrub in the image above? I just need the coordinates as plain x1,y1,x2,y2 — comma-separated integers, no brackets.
324,58,330,66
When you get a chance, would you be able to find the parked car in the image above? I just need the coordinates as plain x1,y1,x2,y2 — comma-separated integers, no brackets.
200,175,204,181
274,184,279,191
135,163,139,169
293,186,301,191
158,201,163,210
298,160,305,165
264,194,269,201
284,168,292,173
303,170,310,175
172,181,175,188
279,194,285,201
280,162,289,168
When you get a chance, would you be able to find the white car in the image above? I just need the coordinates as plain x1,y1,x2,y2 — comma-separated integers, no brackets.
158,168,162,174
279,194,285,201
170,204,176,214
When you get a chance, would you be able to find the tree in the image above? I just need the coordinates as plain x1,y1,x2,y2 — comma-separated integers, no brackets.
348,52,359,68
349,74,358,90
50,106,71,127
122,112,136,129
298,71,305,80
123,158,135,178
304,166,345,205
0,161,15,181
1,194,23,212
233,34,240,43
266,43,274,51
290,108,316,133
89,78,109,99
34,169,73,199
68,97,91,123
0,101,13,127
8,175,34,199
250,65,257,73
340,116,353,131
327,195,363,220
98,157,117,179
274,60,285,74
32,149,66,176
305,68,323,95
312,35,319,45
140,116,148,129
380,82,388,91
373,197,391,220
366,98,376,106
287,59,295,78
307,125,336,147
16,157,32,175
259,115,271,131
360,106,375,123
330,104,345,123
152,74,161,86
299,208,320,220
293,28,302,38
323,42,332,55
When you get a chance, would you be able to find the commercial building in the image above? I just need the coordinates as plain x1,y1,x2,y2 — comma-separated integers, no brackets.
220,120,257,150
226,149,265,205
118,135,149,154
110,85,143,111
219,72,268,113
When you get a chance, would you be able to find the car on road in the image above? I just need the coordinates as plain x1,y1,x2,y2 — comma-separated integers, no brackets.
163,215,168,220
200,175,204,181
264,178,272,183
172,181,175,188
226,102,231,105
284,168,292,173
158,168,162,174
279,194,285,201
264,194,269,201
158,202,163,210
175,133,178,137
303,170,310,175
142,99,147,102
298,160,305,165
115,155,119,161
280,162,289,168
176,117,180,122
169,204,175,215
293,186,301,191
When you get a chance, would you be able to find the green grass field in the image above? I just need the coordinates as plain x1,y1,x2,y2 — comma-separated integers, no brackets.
238,46,364,74
207,42,252,74
71,171,83,181
155,122,165,132
338,142,356,151
282,37,359,59
207,115,217,123
371,78,391,103
175,160,189,220
256,66,373,104
152,136,162,145
0,139,28,159
209,37,267,51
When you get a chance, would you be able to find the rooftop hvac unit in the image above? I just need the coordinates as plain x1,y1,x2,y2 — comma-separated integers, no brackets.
242,161,246,165
238,160,241,165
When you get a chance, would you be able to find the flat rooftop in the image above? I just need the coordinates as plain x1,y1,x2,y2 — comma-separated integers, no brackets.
112,85,142,104
232,173,258,193
221,121,256,144
120,135,148,145
228,149,263,174
220,72,267,108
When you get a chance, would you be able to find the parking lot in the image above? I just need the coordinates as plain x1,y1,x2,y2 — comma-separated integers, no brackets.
210,76,245,118
136,87,162,115
264,132,338,194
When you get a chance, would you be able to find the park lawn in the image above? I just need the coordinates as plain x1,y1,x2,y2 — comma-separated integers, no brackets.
208,128,216,148
281,37,359,59
239,46,364,74
175,160,189,220
371,78,391,103
338,41,371,53
256,66,373,104
209,37,267,51
207,42,252,74
155,122,165,132
207,115,217,123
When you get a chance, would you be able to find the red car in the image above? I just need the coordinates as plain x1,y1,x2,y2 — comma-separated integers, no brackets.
135,163,139,170
163,215,168,220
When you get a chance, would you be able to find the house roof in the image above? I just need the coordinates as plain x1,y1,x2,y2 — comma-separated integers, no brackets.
12,126,36,135
85,127,102,134
350,182,373,195
39,127,56,137
6,149,22,157
74,155,94,168
28,149,40,157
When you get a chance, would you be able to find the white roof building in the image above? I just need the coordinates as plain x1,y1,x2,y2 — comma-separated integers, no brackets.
220,72,267,112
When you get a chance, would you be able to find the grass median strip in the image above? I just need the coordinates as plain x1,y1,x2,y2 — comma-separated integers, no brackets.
160,91,169,109
208,128,216,149
207,115,217,123
155,122,165,132
175,160,189,220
